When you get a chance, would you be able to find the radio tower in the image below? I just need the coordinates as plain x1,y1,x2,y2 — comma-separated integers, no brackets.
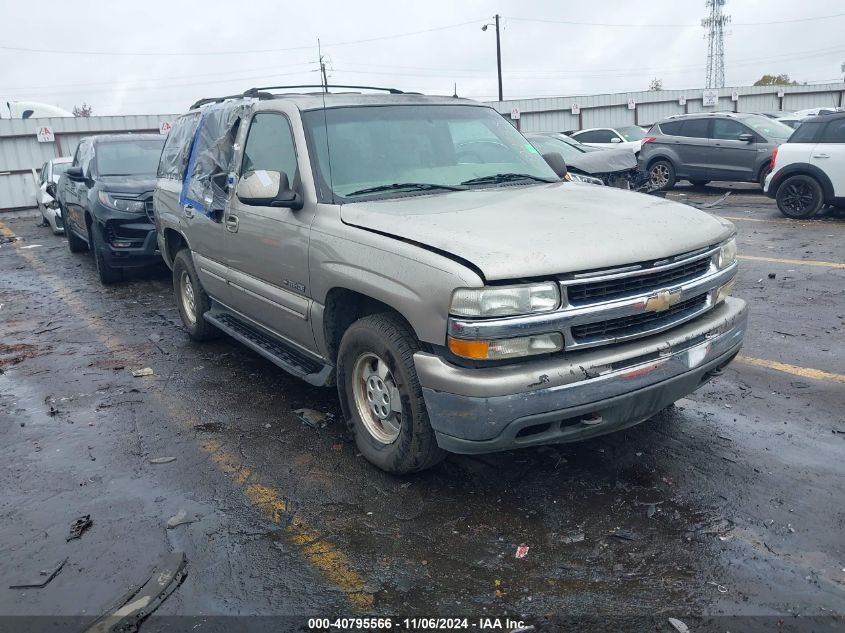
702,0,730,88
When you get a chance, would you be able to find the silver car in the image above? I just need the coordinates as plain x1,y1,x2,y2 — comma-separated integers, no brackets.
154,88,747,473
36,157,72,234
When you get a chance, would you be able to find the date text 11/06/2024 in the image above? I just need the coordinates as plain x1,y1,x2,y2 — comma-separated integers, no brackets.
307,617,529,630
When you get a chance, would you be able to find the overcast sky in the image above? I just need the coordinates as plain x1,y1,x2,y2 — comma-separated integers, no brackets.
2,0,843,116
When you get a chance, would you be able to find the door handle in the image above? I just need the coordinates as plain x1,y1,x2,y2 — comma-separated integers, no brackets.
183,204,194,218
812,154,830,159
225,215,239,233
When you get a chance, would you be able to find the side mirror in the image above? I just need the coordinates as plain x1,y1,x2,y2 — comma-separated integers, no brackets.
610,137,622,143
66,166,85,181
738,133,754,143
45,182,57,197
542,152,568,179
236,170,303,210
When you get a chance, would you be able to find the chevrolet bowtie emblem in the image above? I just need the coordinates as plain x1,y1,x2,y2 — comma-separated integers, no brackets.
644,290,682,313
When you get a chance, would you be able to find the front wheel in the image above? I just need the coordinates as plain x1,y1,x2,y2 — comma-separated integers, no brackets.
776,175,823,219
648,160,676,190
337,313,446,474
91,223,124,285
172,249,219,341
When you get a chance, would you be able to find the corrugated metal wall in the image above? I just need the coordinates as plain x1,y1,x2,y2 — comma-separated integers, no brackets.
493,83,845,133
0,114,176,211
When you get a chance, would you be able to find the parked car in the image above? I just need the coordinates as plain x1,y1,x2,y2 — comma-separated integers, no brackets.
35,157,72,234
764,112,845,218
567,126,647,153
639,112,794,190
760,111,795,120
775,116,803,130
793,107,844,118
526,132,644,188
154,88,746,474
61,134,166,283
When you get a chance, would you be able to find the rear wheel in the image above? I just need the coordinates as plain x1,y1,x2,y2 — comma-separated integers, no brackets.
337,313,446,474
776,175,823,219
758,166,771,189
173,249,218,341
689,180,710,188
91,224,123,285
648,160,676,190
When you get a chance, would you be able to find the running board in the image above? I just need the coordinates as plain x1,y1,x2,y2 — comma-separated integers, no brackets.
205,311,334,387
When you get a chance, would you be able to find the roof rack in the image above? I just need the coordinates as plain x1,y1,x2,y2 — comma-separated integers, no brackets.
189,84,413,110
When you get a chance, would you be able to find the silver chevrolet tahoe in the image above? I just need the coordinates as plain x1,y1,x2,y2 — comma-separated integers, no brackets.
153,87,747,473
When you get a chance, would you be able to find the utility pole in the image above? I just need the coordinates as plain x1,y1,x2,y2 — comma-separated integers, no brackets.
701,0,730,88
482,15,503,101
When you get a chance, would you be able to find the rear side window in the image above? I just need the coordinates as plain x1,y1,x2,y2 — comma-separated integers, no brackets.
821,119,845,143
158,113,201,179
679,119,710,138
788,121,824,144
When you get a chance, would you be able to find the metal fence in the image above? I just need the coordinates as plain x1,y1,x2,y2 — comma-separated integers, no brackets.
0,114,176,212
488,82,845,133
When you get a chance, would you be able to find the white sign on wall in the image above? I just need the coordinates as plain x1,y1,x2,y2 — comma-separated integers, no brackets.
627,98,636,110
731,91,739,102
570,103,580,115
679,96,687,106
35,126,55,143
777,88,785,98
510,107,520,120
159,121,173,135
702,90,719,107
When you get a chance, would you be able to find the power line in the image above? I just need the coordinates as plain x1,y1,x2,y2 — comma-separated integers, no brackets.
505,11,845,28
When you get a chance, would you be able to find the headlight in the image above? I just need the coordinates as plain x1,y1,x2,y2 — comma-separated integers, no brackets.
450,282,560,318
448,333,563,360
98,191,145,213
717,237,737,269
567,173,605,186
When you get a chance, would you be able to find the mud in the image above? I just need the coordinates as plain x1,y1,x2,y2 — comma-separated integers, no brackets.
1,187,844,630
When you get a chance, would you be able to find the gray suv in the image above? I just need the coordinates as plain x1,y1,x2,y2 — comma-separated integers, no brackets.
153,86,747,473
640,112,793,189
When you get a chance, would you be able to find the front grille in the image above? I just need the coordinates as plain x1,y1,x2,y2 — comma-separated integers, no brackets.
571,294,708,342
567,257,711,305
145,199,155,224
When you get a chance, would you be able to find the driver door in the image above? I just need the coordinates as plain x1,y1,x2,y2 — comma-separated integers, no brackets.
222,111,317,351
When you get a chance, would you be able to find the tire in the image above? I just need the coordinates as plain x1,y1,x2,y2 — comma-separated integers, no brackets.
91,223,124,285
776,174,823,219
172,249,219,341
337,312,446,474
648,160,676,190
689,180,710,188
66,215,89,253
758,166,771,189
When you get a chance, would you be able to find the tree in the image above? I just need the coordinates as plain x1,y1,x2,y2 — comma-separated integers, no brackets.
753,74,798,86
72,103,93,117
648,78,663,91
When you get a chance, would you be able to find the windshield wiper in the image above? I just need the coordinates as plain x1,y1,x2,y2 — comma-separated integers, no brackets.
345,182,468,197
460,173,558,186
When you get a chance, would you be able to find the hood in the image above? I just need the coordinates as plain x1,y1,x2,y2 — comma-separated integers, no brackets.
566,148,637,175
96,175,156,195
341,182,734,281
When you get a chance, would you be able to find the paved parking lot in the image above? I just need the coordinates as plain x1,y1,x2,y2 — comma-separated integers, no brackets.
1,186,844,631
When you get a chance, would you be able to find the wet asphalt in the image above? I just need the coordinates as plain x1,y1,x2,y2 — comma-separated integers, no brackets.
0,185,844,632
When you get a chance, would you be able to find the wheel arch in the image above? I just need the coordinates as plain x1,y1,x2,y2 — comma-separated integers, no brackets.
162,228,190,268
769,163,834,201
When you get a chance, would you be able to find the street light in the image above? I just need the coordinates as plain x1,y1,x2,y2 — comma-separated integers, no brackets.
482,15,503,102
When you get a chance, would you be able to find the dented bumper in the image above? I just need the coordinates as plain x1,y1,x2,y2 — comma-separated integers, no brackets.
416,297,747,454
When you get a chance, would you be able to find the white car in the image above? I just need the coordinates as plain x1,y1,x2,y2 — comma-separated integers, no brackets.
764,112,845,218
568,126,647,153
35,157,72,234
792,106,843,118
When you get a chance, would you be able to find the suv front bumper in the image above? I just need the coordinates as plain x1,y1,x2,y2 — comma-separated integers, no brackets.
416,297,747,454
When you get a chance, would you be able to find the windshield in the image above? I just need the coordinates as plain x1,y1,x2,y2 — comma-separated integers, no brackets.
526,135,585,158
742,116,794,140
617,126,646,141
302,105,557,200
96,139,165,176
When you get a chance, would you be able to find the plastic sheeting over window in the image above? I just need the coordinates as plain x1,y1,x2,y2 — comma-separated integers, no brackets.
180,101,253,219
158,112,201,180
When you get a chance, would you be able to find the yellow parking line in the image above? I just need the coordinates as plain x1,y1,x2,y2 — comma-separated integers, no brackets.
721,215,845,228
0,220,373,610
737,356,845,384
738,254,845,269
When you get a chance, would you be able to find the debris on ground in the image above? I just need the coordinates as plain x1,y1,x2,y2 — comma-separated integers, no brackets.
166,509,198,529
67,515,93,541
132,367,154,377
294,408,327,428
768,273,776,279
561,533,585,544
148,457,176,464
609,529,638,541
668,617,690,633
708,580,729,593
81,552,187,633
515,544,529,559
9,557,68,589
